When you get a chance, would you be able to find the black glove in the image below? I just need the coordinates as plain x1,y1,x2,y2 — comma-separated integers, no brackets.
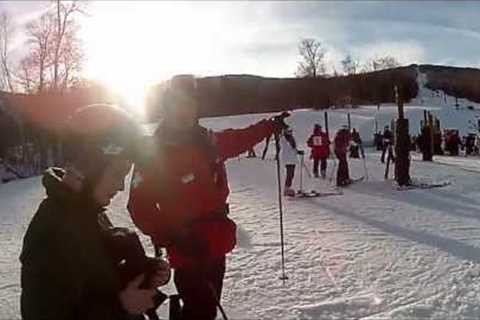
271,111,291,132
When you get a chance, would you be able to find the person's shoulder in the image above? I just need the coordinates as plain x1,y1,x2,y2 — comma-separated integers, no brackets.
21,199,71,260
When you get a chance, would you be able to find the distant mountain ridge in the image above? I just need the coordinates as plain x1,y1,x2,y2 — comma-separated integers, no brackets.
418,64,480,104
145,64,480,121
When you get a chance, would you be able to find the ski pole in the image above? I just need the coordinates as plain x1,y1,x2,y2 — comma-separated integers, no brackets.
362,152,368,181
329,158,337,183
274,133,288,283
301,154,312,179
206,281,229,320
261,135,272,160
384,153,390,180
299,153,303,193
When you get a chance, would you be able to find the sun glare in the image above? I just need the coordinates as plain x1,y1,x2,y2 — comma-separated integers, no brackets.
79,1,234,118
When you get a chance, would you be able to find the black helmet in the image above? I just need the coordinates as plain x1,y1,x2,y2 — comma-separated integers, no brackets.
62,104,142,178
162,74,199,118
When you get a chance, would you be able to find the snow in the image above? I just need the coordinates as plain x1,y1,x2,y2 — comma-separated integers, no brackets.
3,77,480,319
371,68,480,139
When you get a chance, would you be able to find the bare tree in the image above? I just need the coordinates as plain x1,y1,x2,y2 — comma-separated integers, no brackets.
52,0,84,91
17,57,35,93
296,38,326,78
362,55,400,73
18,0,85,93
341,54,360,76
0,12,14,91
373,55,400,71
23,12,54,92
58,28,83,90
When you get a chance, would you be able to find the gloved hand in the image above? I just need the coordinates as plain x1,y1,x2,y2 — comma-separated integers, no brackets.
147,258,171,288
119,274,156,315
271,111,291,133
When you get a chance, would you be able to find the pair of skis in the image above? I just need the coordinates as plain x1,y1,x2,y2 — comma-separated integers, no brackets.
294,153,344,199
289,188,343,199
397,180,451,191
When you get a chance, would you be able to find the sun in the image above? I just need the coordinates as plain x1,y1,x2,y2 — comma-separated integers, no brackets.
79,1,246,119
80,2,205,118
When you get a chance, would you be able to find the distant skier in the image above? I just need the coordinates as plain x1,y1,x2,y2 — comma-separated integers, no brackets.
281,127,301,196
445,130,461,156
433,130,444,155
350,128,364,159
374,131,383,151
334,126,352,186
0,158,10,183
465,133,476,156
381,126,395,163
307,123,330,178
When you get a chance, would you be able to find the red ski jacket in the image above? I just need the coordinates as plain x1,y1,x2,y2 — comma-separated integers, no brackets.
334,129,351,155
307,129,330,159
128,120,277,268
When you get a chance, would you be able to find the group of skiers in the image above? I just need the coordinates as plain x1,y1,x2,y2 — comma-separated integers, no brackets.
373,125,398,165
413,128,479,157
279,122,364,195
20,75,292,320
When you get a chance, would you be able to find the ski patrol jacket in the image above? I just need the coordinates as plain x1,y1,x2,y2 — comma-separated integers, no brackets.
20,168,129,320
307,128,330,159
128,119,278,268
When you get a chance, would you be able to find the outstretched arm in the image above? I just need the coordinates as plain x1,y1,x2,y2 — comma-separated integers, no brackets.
215,112,289,161
215,119,277,161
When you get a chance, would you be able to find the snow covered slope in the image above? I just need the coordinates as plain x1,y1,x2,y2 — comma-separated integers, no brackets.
372,68,480,139
3,108,480,319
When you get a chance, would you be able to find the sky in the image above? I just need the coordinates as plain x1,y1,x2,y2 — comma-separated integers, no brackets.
2,1,480,110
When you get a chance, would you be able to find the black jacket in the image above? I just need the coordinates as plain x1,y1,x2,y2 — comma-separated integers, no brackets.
20,168,128,320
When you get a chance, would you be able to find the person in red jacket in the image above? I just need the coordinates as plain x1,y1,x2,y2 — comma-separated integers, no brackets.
334,126,352,186
307,124,330,178
127,75,287,320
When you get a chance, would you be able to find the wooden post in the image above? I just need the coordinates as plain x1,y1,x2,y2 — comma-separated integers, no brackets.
396,86,404,120
421,109,432,161
394,85,411,186
324,111,329,138
428,112,434,158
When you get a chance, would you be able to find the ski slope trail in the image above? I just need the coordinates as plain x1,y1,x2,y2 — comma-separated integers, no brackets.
2,109,480,319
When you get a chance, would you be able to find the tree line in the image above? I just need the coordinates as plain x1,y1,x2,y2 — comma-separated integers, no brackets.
0,0,85,94
296,38,401,78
